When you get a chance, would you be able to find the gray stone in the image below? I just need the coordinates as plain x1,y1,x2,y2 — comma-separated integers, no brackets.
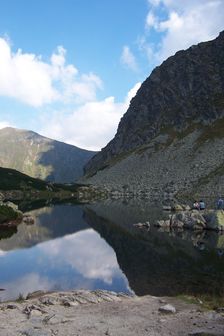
159,304,176,314
207,211,224,231
163,206,172,211
5,201,18,211
6,304,18,309
23,216,35,225
155,220,170,228
26,290,45,300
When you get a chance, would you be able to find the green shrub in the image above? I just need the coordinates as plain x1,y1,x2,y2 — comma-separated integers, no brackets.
0,205,21,224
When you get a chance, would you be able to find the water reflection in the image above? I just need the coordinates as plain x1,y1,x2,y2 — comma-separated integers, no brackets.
0,205,130,301
0,200,223,301
0,205,89,251
84,200,224,297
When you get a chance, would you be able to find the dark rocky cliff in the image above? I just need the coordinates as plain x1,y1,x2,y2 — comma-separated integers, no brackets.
85,31,224,177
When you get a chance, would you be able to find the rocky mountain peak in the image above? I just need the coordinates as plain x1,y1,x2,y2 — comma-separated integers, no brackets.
85,31,224,176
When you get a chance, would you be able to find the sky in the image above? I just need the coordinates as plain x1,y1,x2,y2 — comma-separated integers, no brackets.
0,0,223,150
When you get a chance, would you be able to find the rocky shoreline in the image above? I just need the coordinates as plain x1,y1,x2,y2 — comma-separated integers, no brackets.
0,290,223,336
133,206,224,232
157,208,224,231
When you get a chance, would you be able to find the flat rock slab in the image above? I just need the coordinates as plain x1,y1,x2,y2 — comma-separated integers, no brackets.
0,290,223,336
159,303,176,314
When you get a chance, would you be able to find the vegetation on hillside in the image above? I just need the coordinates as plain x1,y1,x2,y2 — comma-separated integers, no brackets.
0,204,22,224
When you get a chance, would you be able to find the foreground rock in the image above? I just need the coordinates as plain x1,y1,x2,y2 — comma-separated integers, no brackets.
0,290,223,336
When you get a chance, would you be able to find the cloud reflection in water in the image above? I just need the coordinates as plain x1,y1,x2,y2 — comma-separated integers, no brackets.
0,228,130,301
39,229,122,284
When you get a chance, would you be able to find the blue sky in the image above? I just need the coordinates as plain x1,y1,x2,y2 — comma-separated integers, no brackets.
0,0,223,150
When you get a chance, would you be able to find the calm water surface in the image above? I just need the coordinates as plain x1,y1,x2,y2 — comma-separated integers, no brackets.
0,200,224,301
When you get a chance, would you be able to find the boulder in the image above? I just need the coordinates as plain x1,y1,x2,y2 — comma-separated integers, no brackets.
216,234,224,249
182,205,191,211
155,220,170,228
0,203,23,225
159,304,176,314
163,206,172,211
169,211,206,230
172,204,184,211
207,210,224,231
170,219,184,229
133,222,150,229
23,215,35,225
5,201,18,211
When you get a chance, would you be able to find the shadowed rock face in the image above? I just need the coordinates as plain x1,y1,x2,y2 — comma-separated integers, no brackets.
84,32,224,195
0,127,97,183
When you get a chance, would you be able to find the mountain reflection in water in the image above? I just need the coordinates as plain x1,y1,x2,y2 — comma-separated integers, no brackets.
0,204,130,301
0,201,223,301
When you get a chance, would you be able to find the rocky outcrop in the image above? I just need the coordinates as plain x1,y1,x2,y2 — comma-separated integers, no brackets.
0,127,97,183
156,209,224,231
83,32,224,197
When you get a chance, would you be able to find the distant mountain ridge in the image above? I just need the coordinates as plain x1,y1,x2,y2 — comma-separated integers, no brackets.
83,31,224,198
0,127,97,183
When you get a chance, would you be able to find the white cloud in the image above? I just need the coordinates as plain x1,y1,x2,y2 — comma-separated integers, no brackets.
144,0,224,62
121,46,139,72
0,38,102,107
0,250,6,256
146,11,159,29
0,38,140,150
148,0,161,6
125,82,141,104
0,121,12,129
40,82,141,151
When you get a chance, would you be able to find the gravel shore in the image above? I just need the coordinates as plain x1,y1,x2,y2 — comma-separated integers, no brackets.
0,290,223,336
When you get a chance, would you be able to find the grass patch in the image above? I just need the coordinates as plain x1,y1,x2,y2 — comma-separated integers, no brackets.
179,293,224,311
0,167,83,202
15,293,25,302
0,204,22,224
194,164,224,187
195,117,224,150
0,167,48,191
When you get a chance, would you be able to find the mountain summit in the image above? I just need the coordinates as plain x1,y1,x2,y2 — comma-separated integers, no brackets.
83,31,224,198
0,127,96,183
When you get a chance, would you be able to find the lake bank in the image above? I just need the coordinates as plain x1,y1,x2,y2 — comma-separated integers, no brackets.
0,290,224,336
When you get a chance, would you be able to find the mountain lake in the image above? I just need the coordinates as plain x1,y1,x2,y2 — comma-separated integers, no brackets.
0,200,224,302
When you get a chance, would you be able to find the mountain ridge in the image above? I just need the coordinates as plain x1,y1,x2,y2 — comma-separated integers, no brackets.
0,127,97,183
85,31,224,176
82,31,224,198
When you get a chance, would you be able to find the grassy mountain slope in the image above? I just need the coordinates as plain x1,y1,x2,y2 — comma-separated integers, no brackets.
0,127,97,183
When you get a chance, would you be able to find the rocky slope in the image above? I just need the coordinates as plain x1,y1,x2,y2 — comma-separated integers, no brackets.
0,127,96,183
83,31,224,198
